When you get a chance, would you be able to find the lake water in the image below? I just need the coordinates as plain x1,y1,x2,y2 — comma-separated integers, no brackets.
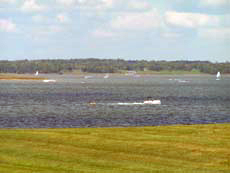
0,74,230,128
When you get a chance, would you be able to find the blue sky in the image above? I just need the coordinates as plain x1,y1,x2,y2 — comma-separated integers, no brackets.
0,0,230,62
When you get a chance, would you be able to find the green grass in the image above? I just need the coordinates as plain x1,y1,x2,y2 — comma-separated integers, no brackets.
0,124,230,173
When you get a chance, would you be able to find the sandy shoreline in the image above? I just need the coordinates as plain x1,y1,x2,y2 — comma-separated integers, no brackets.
0,74,46,80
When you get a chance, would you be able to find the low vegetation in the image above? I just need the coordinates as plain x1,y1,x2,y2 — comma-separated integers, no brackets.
0,124,229,172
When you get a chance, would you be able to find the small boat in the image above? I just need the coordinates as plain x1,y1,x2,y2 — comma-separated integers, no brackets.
84,76,93,79
35,71,39,76
178,80,189,83
216,72,221,80
89,101,96,106
43,79,56,83
144,100,161,105
104,74,109,79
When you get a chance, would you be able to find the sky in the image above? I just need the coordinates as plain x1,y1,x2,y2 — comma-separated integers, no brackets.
0,0,230,62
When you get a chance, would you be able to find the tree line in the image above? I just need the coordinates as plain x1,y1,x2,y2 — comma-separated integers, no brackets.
0,59,229,74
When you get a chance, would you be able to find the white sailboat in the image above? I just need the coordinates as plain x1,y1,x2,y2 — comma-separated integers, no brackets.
104,74,109,79
35,71,39,76
216,72,221,80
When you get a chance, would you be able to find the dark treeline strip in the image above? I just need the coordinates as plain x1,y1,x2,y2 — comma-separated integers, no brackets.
0,59,229,74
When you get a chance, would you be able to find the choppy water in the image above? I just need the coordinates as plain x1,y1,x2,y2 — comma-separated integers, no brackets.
0,74,230,128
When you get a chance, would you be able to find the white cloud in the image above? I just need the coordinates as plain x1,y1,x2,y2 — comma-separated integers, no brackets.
56,0,77,6
92,29,116,38
27,25,63,42
56,0,151,11
165,11,220,28
100,0,114,8
127,0,152,10
0,0,15,3
198,28,230,39
0,19,16,32
56,0,108,10
110,10,161,30
32,15,47,22
29,25,63,40
21,0,46,13
78,0,112,10
57,13,71,23
56,0,103,7
98,0,152,11
161,32,182,39
92,0,116,10
200,0,230,6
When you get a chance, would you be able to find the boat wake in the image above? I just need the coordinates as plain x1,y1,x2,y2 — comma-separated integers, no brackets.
43,79,56,83
90,101,161,106
112,102,145,106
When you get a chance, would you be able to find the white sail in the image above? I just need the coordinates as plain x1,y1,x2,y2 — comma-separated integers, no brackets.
35,71,39,76
216,72,221,80
104,74,109,79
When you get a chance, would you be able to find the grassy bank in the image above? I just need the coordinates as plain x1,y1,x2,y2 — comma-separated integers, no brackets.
0,74,46,80
0,124,230,172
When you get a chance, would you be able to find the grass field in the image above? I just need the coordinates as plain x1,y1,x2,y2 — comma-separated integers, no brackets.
0,124,230,173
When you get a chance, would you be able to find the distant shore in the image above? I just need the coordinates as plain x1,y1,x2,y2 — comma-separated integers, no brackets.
64,69,230,75
0,71,229,81
63,71,230,77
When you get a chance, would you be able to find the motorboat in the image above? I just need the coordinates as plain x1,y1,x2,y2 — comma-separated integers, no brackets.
84,76,93,79
89,101,96,106
144,100,161,105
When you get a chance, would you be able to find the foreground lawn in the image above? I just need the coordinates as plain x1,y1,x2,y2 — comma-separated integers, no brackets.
0,124,230,173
